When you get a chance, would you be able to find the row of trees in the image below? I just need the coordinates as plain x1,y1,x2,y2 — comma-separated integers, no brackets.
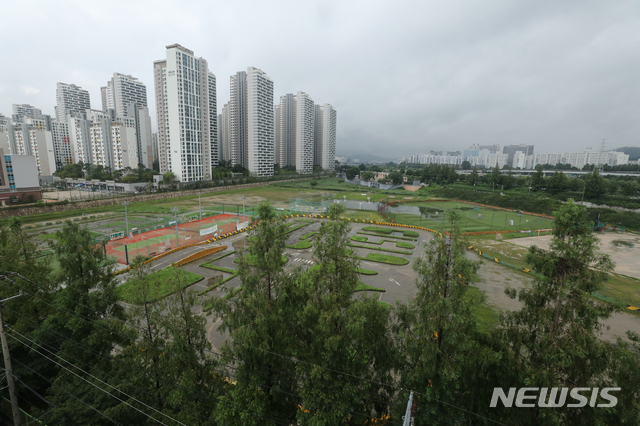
1,202,638,424
54,161,159,183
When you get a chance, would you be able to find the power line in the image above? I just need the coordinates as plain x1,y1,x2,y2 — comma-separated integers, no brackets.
9,328,178,426
2,273,503,424
14,359,122,426
0,277,404,413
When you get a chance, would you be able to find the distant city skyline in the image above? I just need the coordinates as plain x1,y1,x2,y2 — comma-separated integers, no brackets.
2,1,640,159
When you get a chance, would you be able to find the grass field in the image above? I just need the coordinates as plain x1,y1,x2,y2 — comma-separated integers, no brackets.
286,241,313,249
116,267,203,304
385,200,555,233
356,252,410,266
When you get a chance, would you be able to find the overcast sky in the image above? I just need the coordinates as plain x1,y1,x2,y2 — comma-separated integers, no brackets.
1,0,639,160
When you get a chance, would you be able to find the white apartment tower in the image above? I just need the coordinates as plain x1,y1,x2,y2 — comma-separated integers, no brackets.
101,73,148,116
314,104,337,171
220,104,231,162
294,92,315,174
275,93,295,168
101,73,153,168
229,67,274,177
154,44,218,182
55,83,91,121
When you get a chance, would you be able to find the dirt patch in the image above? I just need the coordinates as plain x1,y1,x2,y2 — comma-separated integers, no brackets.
468,252,531,312
511,233,640,280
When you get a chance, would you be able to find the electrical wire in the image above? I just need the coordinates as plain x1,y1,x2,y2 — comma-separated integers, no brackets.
14,359,123,426
0,278,405,413
9,328,177,426
3,272,503,424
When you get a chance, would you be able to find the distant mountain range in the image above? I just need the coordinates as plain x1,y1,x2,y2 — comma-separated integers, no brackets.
612,147,640,161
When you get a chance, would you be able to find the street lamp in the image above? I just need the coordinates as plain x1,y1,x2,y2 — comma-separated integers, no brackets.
242,195,245,221
198,191,202,220
171,207,180,248
122,201,130,237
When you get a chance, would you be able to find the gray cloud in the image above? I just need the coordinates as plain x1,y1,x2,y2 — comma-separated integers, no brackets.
2,0,639,160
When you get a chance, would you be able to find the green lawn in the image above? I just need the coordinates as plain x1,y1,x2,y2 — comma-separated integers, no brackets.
200,264,237,274
38,230,101,242
356,231,417,241
355,281,385,292
356,252,410,266
396,242,415,249
301,231,318,240
468,286,500,333
386,201,555,233
348,243,412,255
286,241,312,249
116,267,203,304
234,254,288,266
357,268,378,275
361,226,420,238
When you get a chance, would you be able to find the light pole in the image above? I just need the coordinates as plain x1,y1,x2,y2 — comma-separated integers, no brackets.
122,201,130,237
0,284,24,426
242,195,245,221
171,207,179,248
198,191,202,220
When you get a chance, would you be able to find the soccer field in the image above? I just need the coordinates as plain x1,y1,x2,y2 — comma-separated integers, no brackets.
385,201,554,233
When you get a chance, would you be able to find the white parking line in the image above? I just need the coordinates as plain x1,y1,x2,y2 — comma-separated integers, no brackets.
389,278,401,286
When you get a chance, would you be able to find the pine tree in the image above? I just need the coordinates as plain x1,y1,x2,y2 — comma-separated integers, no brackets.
211,202,301,425
497,200,620,425
392,211,489,424
295,204,395,425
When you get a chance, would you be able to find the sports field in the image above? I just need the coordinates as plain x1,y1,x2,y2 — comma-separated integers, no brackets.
105,213,248,264
384,200,555,233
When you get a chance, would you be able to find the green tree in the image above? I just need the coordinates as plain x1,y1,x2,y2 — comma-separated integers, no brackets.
393,212,489,424
36,221,125,424
547,171,568,194
212,203,300,425
387,171,404,185
584,169,606,198
466,166,479,186
361,171,374,181
162,171,176,189
502,169,515,190
109,261,222,424
345,166,360,180
497,200,619,425
489,165,503,187
296,204,394,424
461,160,472,170
620,180,638,196
531,164,545,191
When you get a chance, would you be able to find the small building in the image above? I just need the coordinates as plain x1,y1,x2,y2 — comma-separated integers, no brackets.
0,148,42,205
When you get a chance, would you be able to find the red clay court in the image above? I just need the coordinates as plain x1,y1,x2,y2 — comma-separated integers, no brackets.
105,213,249,264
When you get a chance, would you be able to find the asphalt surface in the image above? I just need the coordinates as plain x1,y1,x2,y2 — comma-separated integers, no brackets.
117,218,639,351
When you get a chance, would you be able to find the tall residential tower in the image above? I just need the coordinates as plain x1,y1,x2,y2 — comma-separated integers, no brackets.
154,44,218,182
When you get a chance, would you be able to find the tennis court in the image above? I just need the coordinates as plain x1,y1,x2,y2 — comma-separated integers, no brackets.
105,213,250,264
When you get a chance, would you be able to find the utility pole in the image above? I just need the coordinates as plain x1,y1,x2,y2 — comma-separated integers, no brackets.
198,192,202,221
402,390,414,426
171,207,179,248
122,201,130,237
242,195,245,221
0,289,25,426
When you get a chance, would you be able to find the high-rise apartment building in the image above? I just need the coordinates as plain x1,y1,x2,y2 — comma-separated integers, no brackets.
220,104,231,162
51,121,72,168
100,73,153,168
12,104,42,123
55,83,91,121
2,122,56,176
229,71,247,168
294,92,315,174
229,67,274,177
154,44,218,182
314,104,337,171
101,73,148,116
503,144,534,166
275,93,295,168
